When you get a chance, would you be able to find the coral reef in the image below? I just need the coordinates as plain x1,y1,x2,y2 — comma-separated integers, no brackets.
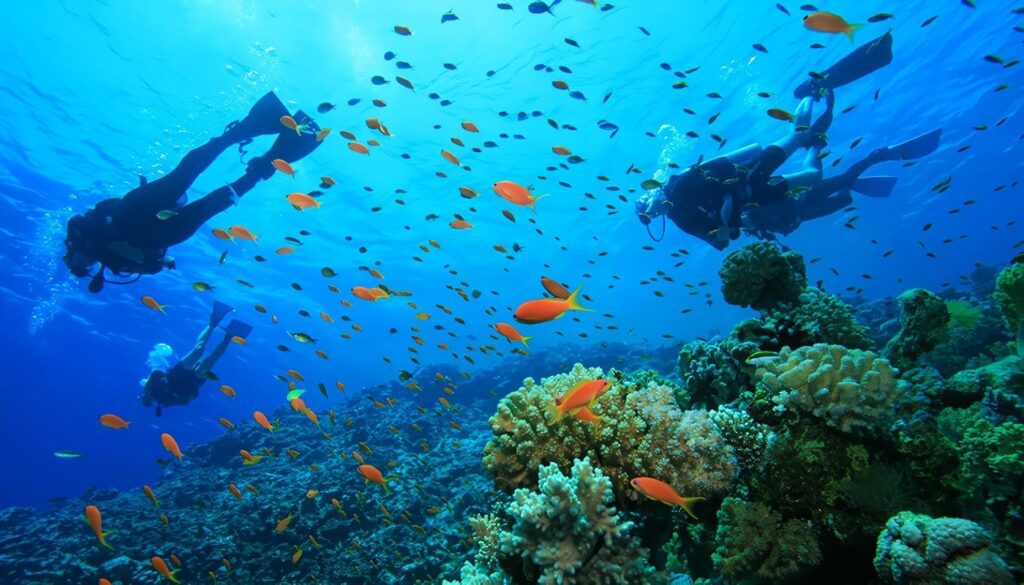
676,340,745,409
873,511,1014,584
751,344,906,437
483,364,737,501
502,458,659,584
883,288,951,371
707,406,774,476
719,241,807,311
711,497,821,581
760,288,874,350
994,263,1024,355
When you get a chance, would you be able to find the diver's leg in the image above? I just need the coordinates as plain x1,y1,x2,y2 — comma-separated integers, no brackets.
800,190,854,222
782,147,824,190
145,173,258,246
179,325,214,370
197,333,232,372
771,97,815,157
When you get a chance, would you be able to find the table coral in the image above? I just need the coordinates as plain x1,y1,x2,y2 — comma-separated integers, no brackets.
884,289,951,371
753,344,906,437
719,241,807,311
873,511,1013,584
483,364,737,502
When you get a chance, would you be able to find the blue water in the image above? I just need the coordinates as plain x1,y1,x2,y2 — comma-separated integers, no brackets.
0,0,1020,510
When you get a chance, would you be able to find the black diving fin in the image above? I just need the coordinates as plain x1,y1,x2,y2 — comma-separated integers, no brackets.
794,31,893,99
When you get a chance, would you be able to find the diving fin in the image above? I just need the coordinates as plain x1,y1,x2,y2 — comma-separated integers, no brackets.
138,175,148,187
223,319,254,339
887,129,942,160
794,31,893,99
210,301,235,325
224,91,291,142
851,176,898,198
245,110,323,179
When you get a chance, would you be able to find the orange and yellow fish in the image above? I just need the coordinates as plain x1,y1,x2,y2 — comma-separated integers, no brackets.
99,413,131,430
629,477,705,519
160,433,183,460
84,505,114,550
514,286,589,324
492,180,546,210
141,295,168,314
151,555,181,584
358,464,390,494
803,11,861,41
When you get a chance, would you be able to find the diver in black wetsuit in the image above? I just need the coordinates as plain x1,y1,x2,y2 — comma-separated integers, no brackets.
63,91,323,292
140,301,251,416
635,32,942,250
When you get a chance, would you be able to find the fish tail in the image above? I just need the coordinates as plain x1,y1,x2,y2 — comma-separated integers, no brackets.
158,305,168,315
169,568,182,584
566,287,592,312
382,481,391,495
100,531,115,550
520,336,532,348
845,24,862,43
678,496,706,520
546,401,563,424
529,194,548,211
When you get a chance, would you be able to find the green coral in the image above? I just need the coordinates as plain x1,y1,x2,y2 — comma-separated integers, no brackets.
752,344,907,437
483,364,737,502
445,514,507,585
719,241,807,311
760,288,874,350
707,406,774,476
946,300,983,329
945,355,1024,408
874,512,1014,584
994,263,1024,356
884,289,951,371
711,497,821,582
502,458,660,584
676,340,745,409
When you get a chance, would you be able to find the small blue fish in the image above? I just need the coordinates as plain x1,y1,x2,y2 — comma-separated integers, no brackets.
347,98,361,106
569,90,587,101
638,26,650,35
384,51,396,61
565,38,580,48
441,9,459,23
776,3,790,15
497,2,513,9
529,0,561,15
396,61,414,69
371,75,389,85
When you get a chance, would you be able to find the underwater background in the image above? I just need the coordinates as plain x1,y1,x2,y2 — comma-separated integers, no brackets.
0,0,1022,583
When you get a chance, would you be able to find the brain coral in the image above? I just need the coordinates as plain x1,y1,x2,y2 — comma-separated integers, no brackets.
873,511,1013,584
753,344,906,436
719,241,807,311
483,364,736,503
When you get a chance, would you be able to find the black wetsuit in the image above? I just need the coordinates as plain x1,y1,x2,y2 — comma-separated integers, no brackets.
150,363,206,407
664,146,792,249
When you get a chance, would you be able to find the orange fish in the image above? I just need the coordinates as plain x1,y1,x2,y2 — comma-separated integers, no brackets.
319,312,334,324
100,579,112,585
492,180,546,210
84,505,114,550
229,225,259,242
272,159,296,177
280,115,306,133
461,121,479,133
219,418,235,430
160,433,183,460
143,485,160,506
316,128,331,142
348,142,370,155
358,464,391,494
767,108,795,122
441,149,461,166
394,24,413,36
289,397,308,412
514,286,590,324
212,227,234,241
286,192,320,210
99,413,130,430
629,477,705,519
496,322,532,347
571,406,603,424
292,545,303,564
228,484,243,500
302,408,320,426
321,175,337,186
351,286,377,301
287,369,304,381
275,513,295,533
151,555,181,583
552,146,572,155
253,410,274,432
170,554,181,567
240,450,264,465
276,246,296,255
231,335,246,345
551,379,611,422
459,186,478,199
306,489,319,499
540,276,571,299
449,220,473,230
803,11,861,41
220,385,237,398
141,295,168,314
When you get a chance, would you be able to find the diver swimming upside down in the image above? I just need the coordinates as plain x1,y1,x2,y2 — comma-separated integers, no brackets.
63,91,323,292
635,31,942,250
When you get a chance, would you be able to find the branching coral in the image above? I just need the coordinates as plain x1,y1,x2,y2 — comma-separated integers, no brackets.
884,289,951,371
762,288,874,350
483,364,737,502
753,344,906,437
676,340,745,409
994,263,1024,356
873,512,1014,584
707,406,774,476
719,241,807,311
711,497,821,581
502,458,659,585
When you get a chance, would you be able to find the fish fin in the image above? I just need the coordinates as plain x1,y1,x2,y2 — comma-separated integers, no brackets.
169,568,182,584
529,193,549,211
383,481,391,495
100,531,115,550
566,286,592,312
546,401,563,424
521,336,532,348
845,24,863,43
678,497,706,520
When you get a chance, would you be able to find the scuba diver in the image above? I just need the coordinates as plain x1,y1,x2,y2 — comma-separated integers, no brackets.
63,91,322,292
141,301,251,416
635,31,942,250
